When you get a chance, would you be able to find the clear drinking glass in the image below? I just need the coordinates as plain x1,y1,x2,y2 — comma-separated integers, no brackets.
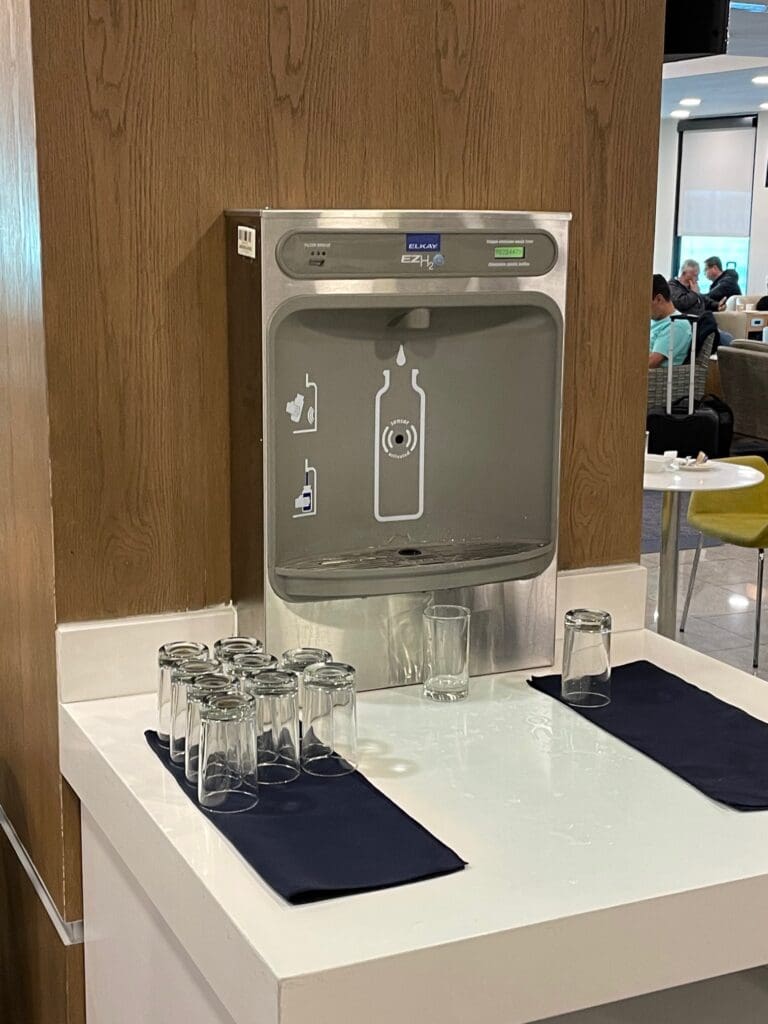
214,636,264,677
422,605,471,702
185,674,236,785
281,647,332,677
198,692,258,813
239,669,300,784
281,647,332,703
561,609,612,707
231,652,279,683
302,663,357,776
157,641,209,746
169,658,222,764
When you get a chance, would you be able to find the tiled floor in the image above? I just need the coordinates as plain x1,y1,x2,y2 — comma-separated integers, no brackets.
643,543,768,679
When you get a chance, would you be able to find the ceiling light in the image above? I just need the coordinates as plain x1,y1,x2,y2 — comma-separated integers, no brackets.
753,75,768,84
761,102,768,109
670,109,691,119
679,98,701,107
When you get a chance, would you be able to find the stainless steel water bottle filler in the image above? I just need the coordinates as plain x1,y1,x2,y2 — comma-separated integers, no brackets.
225,209,570,690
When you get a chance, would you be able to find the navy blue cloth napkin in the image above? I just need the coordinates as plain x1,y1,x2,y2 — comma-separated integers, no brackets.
145,731,465,903
529,660,768,811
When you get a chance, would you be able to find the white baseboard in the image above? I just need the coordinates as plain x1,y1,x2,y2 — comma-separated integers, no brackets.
56,564,646,702
56,605,236,703
556,563,647,638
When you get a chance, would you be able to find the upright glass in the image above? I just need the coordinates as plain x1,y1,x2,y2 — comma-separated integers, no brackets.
169,658,222,764
214,636,264,677
185,674,236,784
198,693,259,813
561,609,612,707
157,641,209,746
422,605,471,702
240,669,300,784
302,662,357,777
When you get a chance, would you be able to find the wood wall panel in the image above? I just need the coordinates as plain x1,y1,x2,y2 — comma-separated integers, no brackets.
0,0,82,918
29,0,664,617
0,831,85,1024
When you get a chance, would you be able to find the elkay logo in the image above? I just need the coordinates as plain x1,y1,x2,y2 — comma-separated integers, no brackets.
406,233,440,252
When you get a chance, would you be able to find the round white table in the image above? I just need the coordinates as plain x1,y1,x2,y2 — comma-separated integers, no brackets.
643,459,764,638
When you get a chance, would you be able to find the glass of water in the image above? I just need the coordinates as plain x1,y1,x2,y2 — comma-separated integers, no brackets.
561,609,612,707
422,605,471,702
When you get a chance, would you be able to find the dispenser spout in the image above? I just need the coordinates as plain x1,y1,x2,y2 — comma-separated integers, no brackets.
388,307,431,330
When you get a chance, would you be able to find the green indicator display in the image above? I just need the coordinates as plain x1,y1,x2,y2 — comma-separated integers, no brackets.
494,245,525,259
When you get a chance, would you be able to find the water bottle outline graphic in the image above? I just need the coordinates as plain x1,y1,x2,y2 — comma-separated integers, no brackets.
373,345,426,522
293,458,317,518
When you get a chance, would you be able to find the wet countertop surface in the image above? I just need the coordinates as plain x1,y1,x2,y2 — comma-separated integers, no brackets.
60,629,768,1024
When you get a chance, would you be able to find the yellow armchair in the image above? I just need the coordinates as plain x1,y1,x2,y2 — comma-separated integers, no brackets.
681,456,768,668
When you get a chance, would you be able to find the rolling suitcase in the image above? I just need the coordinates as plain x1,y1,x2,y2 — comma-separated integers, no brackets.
646,313,720,458
698,393,734,457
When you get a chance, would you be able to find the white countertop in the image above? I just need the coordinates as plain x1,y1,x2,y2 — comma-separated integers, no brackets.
60,629,768,1024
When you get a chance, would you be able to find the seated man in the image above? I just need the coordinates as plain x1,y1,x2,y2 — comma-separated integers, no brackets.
668,260,723,349
650,274,692,368
702,256,741,309
669,259,705,315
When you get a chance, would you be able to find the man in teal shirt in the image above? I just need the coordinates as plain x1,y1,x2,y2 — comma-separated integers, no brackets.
650,274,692,368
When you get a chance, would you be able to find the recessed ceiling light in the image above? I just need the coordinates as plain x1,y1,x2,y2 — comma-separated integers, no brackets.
753,75,768,84
679,98,701,107
671,109,691,119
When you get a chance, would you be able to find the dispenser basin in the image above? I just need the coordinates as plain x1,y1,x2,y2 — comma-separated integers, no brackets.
274,538,554,599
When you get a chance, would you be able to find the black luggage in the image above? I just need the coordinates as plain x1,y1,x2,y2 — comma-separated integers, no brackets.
698,393,734,457
646,314,720,458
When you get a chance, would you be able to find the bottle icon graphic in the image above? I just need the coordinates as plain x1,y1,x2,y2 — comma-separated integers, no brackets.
373,347,426,522
293,459,317,518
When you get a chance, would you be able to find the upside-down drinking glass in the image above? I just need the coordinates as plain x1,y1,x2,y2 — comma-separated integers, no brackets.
301,662,357,777
231,652,279,681
561,609,612,708
239,668,300,784
185,674,237,784
214,636,264,678
157,641,209,746
198,692,259,813
169,658,222,764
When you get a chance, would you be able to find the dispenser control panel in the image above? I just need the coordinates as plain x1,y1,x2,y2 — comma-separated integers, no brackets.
276,230,557,279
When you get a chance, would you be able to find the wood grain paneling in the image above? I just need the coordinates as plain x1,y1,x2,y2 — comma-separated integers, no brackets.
29,0,664,618
0,0,82,921
0,831,85,1024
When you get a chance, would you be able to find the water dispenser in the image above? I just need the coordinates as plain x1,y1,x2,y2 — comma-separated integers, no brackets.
226,209,569,689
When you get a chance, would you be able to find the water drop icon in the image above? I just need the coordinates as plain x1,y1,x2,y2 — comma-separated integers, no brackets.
396,345,406,367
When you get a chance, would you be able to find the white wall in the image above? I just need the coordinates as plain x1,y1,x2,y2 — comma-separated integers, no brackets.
749,112,768,295
653,118,679,278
